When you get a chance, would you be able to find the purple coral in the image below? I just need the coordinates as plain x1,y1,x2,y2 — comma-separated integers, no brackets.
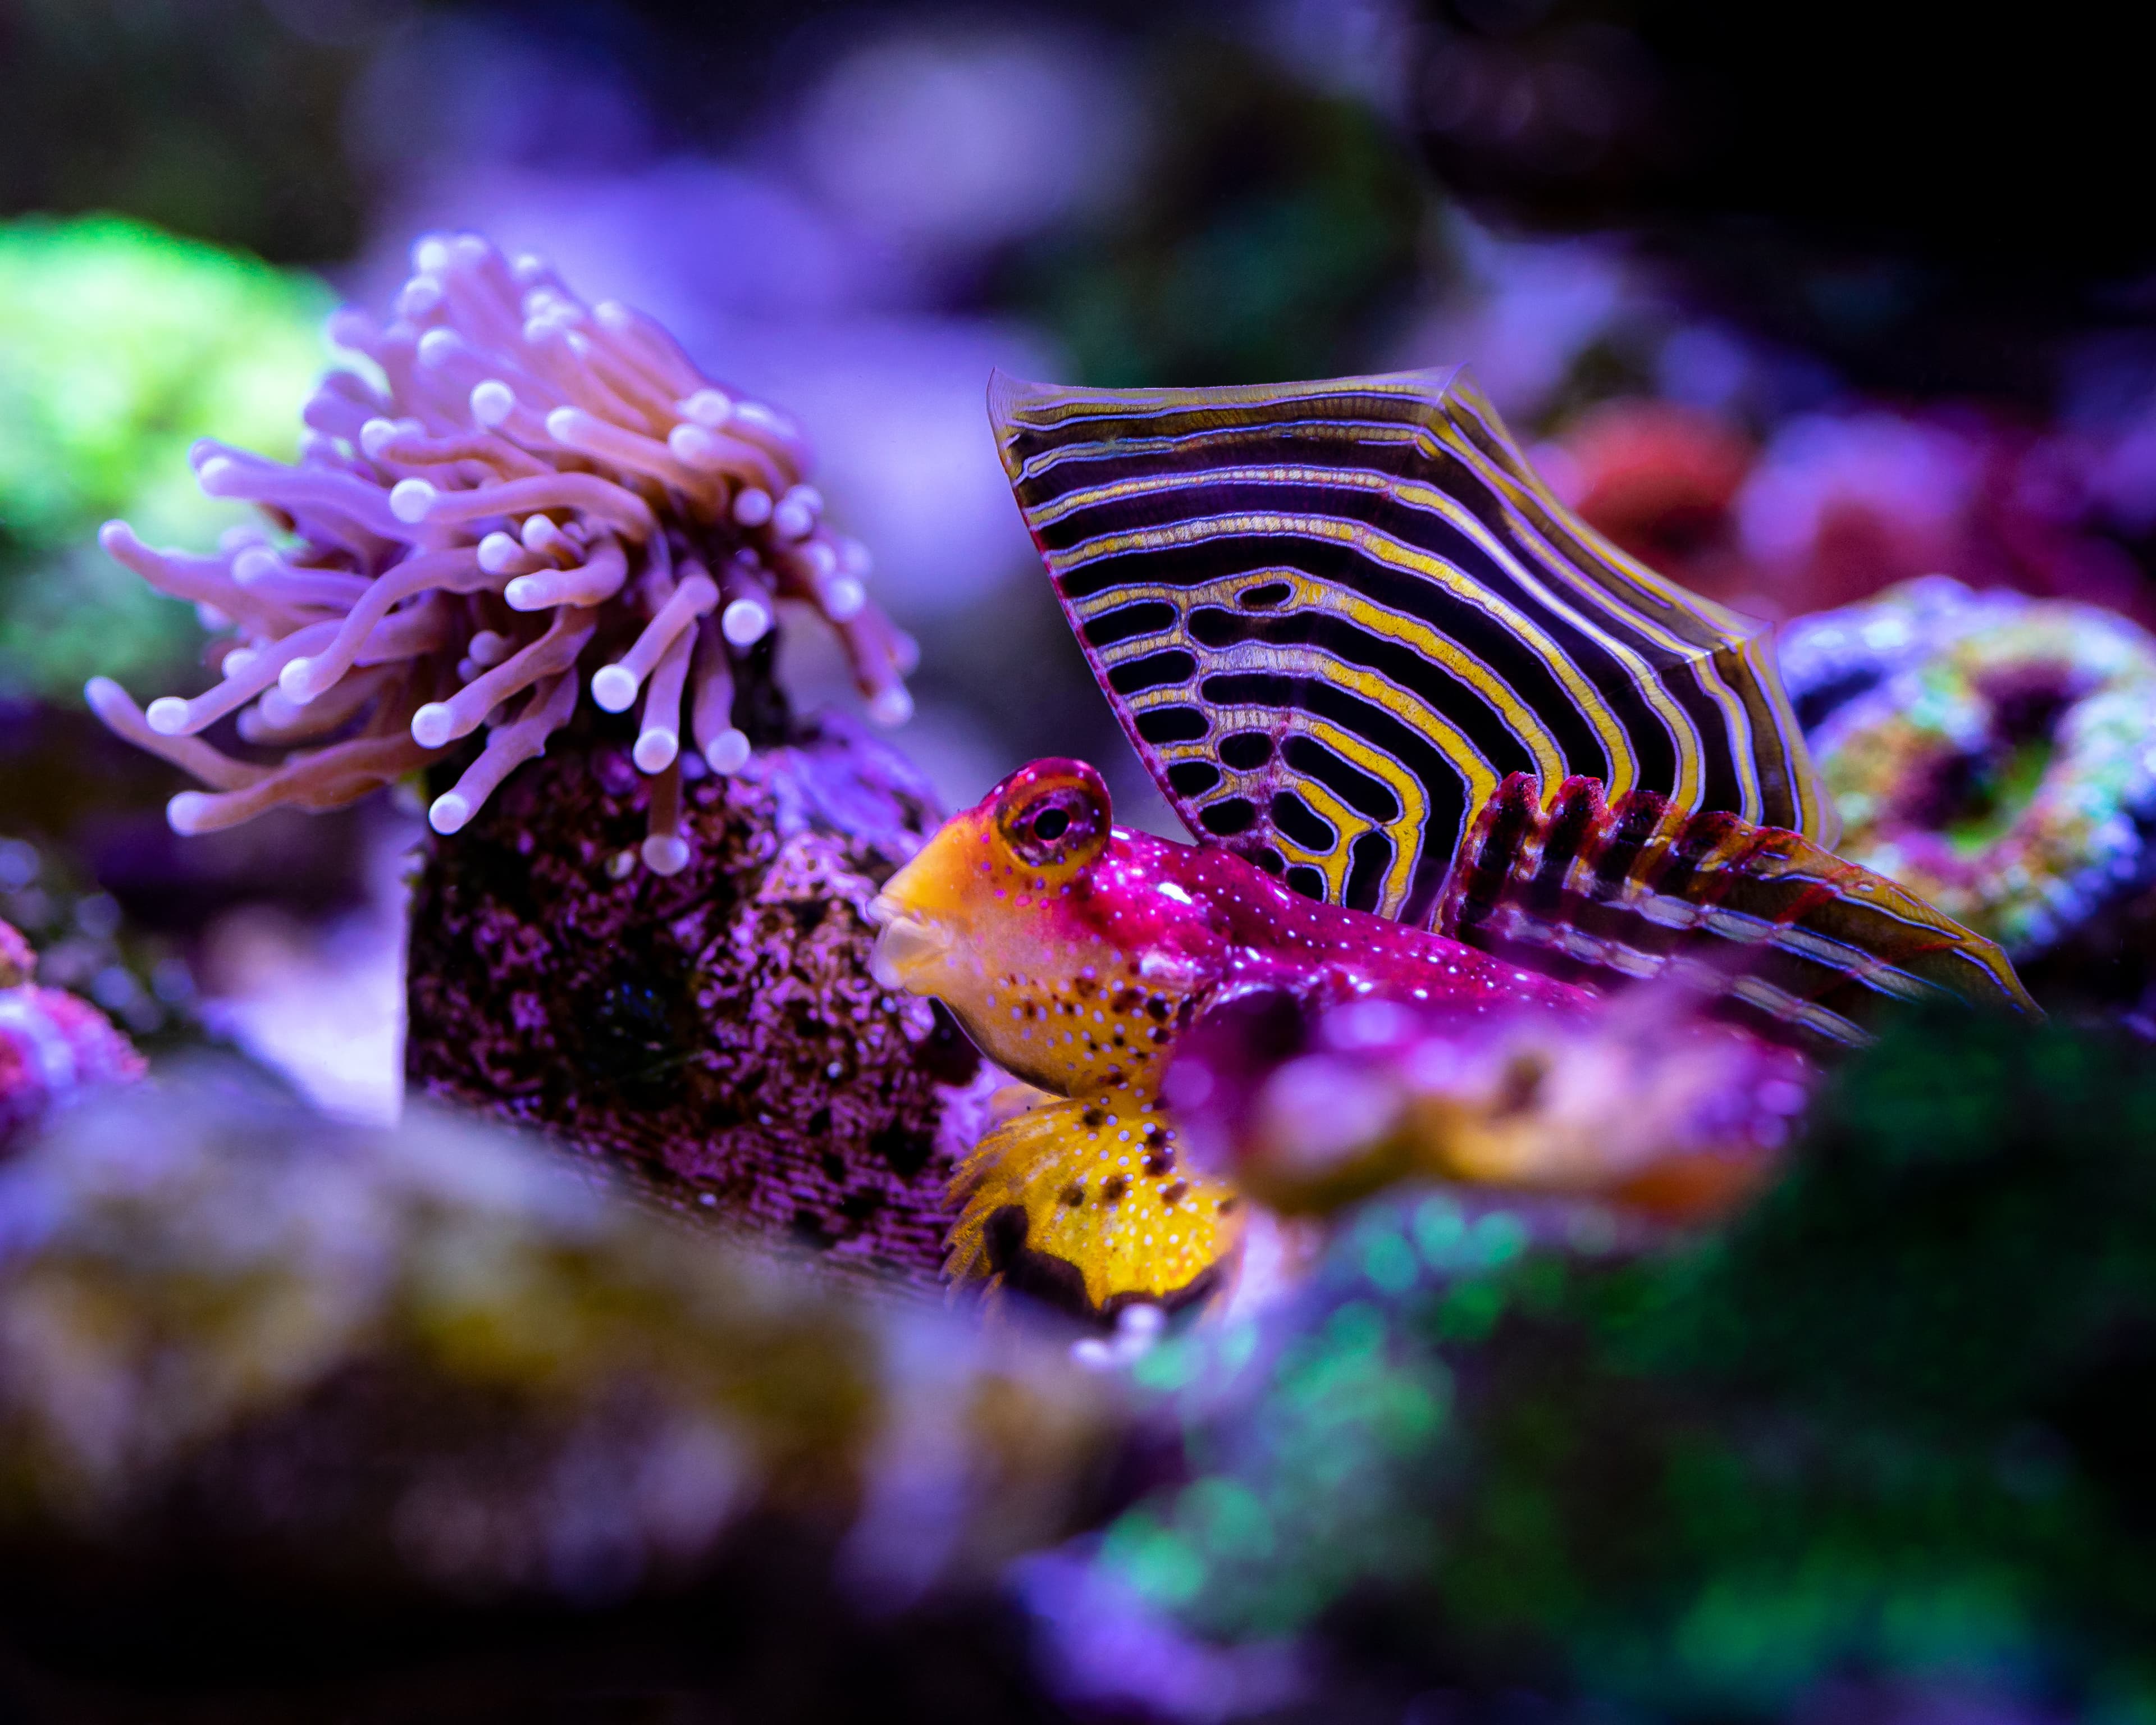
85,232,916,876
0,918,145,1148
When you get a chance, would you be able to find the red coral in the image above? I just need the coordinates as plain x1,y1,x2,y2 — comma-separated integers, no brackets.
1564,399,1755,601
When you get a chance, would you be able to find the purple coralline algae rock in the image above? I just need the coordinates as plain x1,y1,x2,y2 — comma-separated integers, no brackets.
406,714,983,1288
0,917,144,1149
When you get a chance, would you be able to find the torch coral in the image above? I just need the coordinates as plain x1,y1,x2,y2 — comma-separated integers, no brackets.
83,232,916,875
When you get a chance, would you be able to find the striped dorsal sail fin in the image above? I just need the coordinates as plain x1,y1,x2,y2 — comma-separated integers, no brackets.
1438,773,2036,1049
989,365,1831,928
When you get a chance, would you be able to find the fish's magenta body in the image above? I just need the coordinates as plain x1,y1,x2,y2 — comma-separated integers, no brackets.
871,759,1589,1107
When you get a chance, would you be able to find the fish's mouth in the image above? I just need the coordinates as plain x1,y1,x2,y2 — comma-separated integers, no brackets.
866,894,952,992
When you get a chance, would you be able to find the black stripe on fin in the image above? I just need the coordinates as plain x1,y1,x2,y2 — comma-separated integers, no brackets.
1437,772,2037,1053
988,364,1835,926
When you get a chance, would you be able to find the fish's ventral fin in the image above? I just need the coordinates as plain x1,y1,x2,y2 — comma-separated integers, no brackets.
946,1089,1241,1316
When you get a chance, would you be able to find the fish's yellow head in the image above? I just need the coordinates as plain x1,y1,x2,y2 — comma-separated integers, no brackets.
869,757,1149,1093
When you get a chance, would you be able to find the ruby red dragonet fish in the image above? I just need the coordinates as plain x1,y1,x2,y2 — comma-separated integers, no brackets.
869,367,2034,1318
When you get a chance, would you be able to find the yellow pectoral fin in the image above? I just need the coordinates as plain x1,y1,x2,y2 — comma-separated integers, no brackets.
946,1092,1243,1313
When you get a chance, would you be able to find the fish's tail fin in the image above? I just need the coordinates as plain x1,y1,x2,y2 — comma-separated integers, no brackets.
1437,773,2036,1052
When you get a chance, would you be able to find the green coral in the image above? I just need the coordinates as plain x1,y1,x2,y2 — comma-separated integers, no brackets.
1109,1009,2156,1718
0,215,331,699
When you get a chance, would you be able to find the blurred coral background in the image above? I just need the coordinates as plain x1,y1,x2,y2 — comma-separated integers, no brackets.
6,0,2153,1119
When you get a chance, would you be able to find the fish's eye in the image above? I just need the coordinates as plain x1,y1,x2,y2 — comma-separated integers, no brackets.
993,759,1111,869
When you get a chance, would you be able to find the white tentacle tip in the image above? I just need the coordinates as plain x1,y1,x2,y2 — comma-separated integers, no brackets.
868,686,914,728
470,379,516,427
325,308,375,354
477,531,522,575
410,704,458,749
633,729,680,774
703,728,751,774
231,546,282,586
398,277,444,321
83,676,127,720
591,664,640,713
720,598,770,647
258,688,303,727
428,791,473,836
679,389,733,428
732,487,774,528
417,327,462,367
277,658,320,703
389,478,437,524
411,236,453,275
824,577,867,620
667,424,720,468
503,576,546,611
642,834,691,876
545,405,587,445
167,792,213,836
145,697,191,736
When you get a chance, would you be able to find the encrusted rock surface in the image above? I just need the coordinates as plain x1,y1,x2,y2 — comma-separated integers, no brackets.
405,714,981,1288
